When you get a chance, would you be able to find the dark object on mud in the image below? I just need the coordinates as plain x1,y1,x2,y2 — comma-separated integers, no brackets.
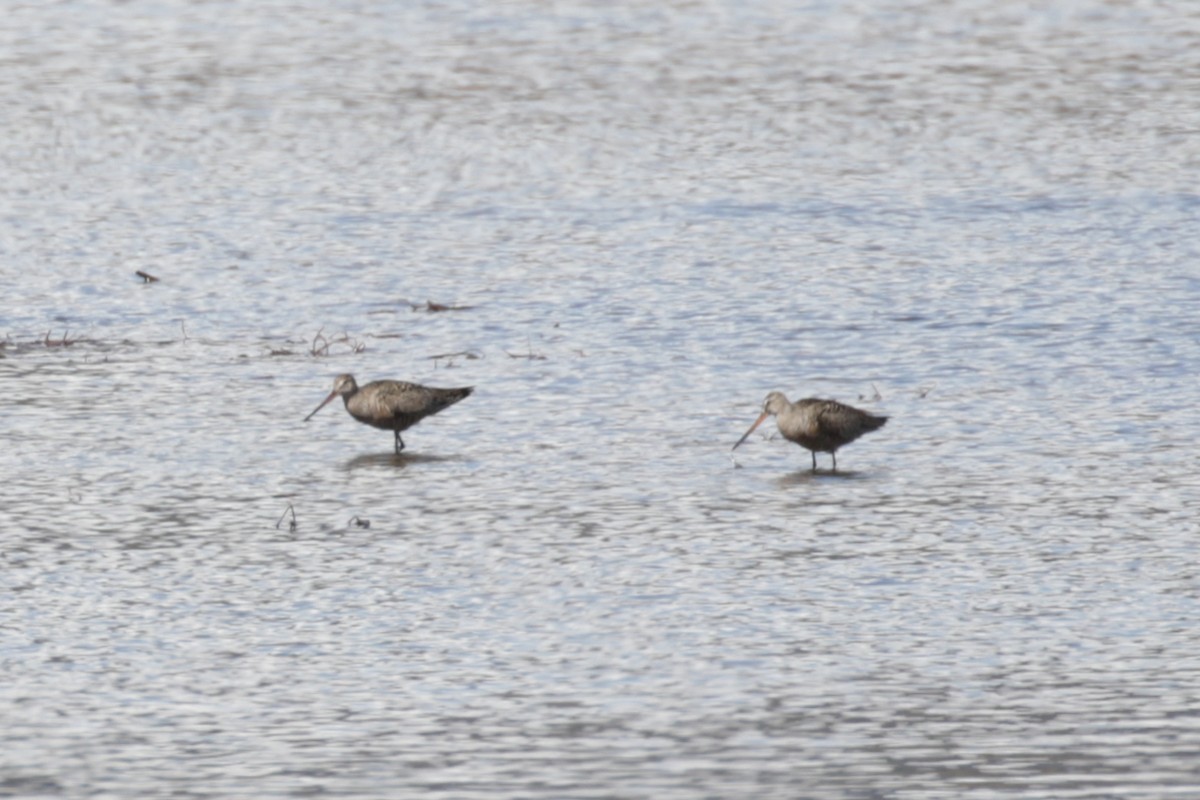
348,516,371,529
304,373,473,455
732,391,888,472
135,270,159,283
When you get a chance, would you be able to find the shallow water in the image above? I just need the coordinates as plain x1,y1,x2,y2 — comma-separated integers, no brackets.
3,1,1200,797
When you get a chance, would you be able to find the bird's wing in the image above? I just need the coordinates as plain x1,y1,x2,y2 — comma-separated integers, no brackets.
814,399,869,440
372,382,438,416
371,382,471,418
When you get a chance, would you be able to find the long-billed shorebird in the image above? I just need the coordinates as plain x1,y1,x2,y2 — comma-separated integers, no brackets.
732,391,887,471
304,374,473,454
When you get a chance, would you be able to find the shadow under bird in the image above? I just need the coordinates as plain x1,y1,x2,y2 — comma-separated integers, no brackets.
732,391,887,471
304,374,473,454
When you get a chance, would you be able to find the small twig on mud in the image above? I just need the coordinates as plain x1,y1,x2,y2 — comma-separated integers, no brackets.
505,337,546,360
916,383,936,398
311,328,330,356
859,383,882,402
276,504,298,532
407,299,475,312
135,270,160,283
428,350,481,360
310,327,365,357
428,350,481,369
43,330,77,347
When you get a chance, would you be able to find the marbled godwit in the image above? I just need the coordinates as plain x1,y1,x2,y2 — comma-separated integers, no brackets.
732,391,887,471
304,374,472,454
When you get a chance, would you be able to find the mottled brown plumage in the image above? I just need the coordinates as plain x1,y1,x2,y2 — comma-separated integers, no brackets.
304,374,472,454
732,391,887,471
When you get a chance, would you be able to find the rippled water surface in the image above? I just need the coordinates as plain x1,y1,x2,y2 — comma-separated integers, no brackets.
4,1,1200,797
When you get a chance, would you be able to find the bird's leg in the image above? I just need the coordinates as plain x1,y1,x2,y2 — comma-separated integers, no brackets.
394,431,406,455
811,451,817,472
831,452,837,472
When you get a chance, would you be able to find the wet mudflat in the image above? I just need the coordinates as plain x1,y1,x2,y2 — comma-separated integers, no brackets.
3,1,1200,797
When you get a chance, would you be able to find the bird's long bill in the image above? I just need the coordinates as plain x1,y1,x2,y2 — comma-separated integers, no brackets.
732,411,770,451
303,390,339,422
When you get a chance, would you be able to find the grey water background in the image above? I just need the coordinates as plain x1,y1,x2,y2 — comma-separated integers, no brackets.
3,0,1200,797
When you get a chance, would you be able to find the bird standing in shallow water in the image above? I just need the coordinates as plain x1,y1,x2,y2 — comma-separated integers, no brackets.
304,374,473,454
732,391,887,471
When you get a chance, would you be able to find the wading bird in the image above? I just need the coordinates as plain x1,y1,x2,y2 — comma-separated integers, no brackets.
732,391,886,471
304,374,472,454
